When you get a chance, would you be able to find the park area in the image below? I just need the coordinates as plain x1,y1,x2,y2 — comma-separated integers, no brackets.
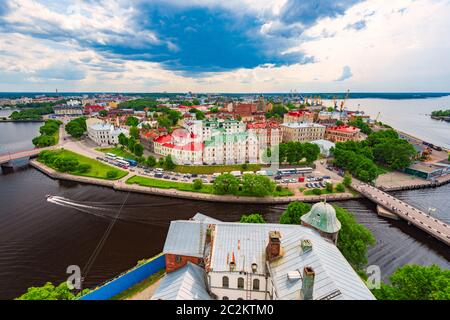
38,149,127,180
126,175,214,194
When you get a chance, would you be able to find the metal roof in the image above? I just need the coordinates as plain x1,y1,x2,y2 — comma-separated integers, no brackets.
301,202,342,234
164,215,375,300
151,262,211,300
268,230,375,300
162,221,207,258
192,213,222,224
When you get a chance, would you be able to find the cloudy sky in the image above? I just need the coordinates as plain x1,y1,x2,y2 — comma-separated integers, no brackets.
0,0,449,92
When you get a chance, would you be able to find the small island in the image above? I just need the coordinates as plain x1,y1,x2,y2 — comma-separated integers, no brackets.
430,109,450,122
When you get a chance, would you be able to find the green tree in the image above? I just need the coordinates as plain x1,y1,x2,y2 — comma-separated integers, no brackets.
77,163,91,173
240,213,266,223
53,157,79,173
336,183,345,192
192,98,200,106
312,188,322,195
343,174,352,187
99,110,108,117
158,157,165,167
164,155,176,170
65,117,87,138
325,182,333,193
133,143,144,157
373,139,416,170
118,133,128,147
146,156,156,167
193,179,203,190
279,201,312,224
128,137,136,152
125,116,139,127
372,264,450,300
334,206,375,271
213,173,240,195
16,282,76,300
32,135,56,148
241,174,275,197
129,126,140,140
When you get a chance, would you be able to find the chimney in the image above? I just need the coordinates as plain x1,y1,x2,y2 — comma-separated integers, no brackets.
301,267,315,300
266,231,282,261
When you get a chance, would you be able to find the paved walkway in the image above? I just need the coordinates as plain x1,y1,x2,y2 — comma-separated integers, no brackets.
126,278,163,300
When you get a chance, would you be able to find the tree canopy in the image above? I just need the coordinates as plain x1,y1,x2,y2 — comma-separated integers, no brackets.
279,142,321,164
240,213,266,223
125,116,139,127
332,129,417,182
279,201,312,224
213,173,240,195
65,117,87,138
372,264,450,300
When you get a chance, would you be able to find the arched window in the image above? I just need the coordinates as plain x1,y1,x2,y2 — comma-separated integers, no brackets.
223,296,229,300
253,279,260,291
222,276,229,288
237,277,244,289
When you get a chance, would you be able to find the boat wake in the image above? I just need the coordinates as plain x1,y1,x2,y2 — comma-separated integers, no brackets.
46,195,169,227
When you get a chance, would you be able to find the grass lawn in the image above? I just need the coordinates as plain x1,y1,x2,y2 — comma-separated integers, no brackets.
111,269,165,300
172,164,263,174
270,188,294,197
126,175,214,194
39,149,127,180
96,147,137,160
303,187,346,196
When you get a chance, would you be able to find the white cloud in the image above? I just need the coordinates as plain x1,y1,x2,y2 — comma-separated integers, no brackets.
0,0,449,92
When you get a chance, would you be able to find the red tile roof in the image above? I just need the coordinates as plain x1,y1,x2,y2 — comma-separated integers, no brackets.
327,125,360,133
154,134,173,144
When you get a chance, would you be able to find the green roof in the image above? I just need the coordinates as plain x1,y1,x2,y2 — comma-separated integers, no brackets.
301,202,341,234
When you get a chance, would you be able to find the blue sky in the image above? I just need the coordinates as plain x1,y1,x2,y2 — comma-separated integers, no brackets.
0,0,449,92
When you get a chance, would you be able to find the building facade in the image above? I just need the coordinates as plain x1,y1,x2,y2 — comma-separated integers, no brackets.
86,118,129,147
281,122,326,142
325,125,364,142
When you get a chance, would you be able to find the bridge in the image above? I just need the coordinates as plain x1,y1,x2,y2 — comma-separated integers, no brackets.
352,180,450,246
0,147,54,166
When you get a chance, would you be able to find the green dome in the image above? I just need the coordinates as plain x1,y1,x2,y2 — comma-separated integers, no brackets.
301,202,341,234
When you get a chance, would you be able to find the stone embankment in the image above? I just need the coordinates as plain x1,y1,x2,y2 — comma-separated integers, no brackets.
30,160,361,204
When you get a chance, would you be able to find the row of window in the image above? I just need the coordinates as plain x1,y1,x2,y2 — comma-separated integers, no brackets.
222,276,260,291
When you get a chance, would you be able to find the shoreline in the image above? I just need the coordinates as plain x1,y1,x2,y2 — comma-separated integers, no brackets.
30,159,362,204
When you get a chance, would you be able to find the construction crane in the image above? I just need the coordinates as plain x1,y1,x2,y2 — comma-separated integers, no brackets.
376,112,381,123
340,89,350,112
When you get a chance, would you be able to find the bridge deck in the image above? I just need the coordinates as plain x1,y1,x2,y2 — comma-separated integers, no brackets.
0,147,53,164
352,181,450,246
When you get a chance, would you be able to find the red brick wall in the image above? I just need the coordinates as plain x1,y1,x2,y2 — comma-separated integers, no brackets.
165,254,203,273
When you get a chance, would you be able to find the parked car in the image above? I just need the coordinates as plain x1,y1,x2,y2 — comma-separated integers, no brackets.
274,175,282,180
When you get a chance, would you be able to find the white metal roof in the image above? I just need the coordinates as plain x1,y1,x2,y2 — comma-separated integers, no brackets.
163,220,207,258
151,262,211,300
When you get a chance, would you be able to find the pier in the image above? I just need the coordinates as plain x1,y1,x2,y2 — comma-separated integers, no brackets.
352,180,450,246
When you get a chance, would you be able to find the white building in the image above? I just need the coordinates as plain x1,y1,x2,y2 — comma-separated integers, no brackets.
153,119,261,165
311,139,336,157
86,118,129,147
154,213,375,301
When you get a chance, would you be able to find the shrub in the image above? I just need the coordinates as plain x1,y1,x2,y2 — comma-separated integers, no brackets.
312,188,322,195
54,157,79,173
325,182,333,193
77,164,91,173
336,183,345,193
276,185,282,192
193,179,203,190
106,170,118,179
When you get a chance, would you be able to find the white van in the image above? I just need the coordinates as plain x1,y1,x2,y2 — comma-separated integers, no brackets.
256,170,268,176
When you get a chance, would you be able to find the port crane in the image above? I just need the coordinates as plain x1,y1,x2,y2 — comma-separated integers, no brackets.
340,89,350,112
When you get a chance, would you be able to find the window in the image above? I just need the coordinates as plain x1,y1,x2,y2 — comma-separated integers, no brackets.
237,277,244,289
253,279,260,291
222,276,229,288
175,255,182,263
222,296,229,300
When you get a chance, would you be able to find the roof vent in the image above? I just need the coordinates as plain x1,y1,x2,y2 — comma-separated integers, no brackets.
287,270,302,281
301,239,313,254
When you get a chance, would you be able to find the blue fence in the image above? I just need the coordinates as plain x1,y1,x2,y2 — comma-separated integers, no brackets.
79,254,166,300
